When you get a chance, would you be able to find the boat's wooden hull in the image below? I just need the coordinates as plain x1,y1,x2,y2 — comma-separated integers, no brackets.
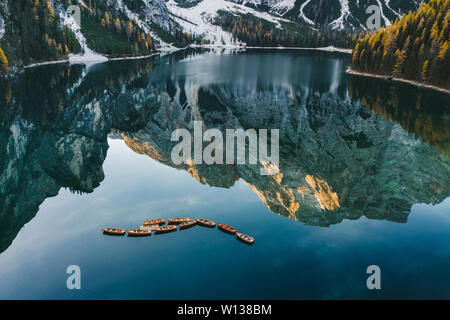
218,223,237,234
197,219,216,228
179,220,197,230
127,229,151,237
236,232,254,245
168,217,191,224
143,219,165,226
154,225,177,234
103,228,126,236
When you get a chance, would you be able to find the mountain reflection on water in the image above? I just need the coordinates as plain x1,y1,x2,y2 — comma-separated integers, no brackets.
0,49,449,254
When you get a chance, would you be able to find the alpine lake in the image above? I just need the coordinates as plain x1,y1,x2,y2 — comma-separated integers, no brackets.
0,49,449,299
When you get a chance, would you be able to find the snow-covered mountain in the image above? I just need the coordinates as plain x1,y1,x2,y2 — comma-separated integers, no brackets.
167,0,290,46
171,0,424,34
164,0,425,50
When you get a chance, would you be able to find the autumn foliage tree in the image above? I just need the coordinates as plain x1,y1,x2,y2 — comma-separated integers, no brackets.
0,0,81,68
0,47,9,74
351,0,450,89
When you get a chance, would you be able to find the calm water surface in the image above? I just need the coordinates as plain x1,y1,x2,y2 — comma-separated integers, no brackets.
0,49,449,299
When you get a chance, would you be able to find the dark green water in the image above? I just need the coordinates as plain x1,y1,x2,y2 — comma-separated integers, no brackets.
0,49,449,299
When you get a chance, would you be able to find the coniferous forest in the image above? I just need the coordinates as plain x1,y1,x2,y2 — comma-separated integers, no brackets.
0,0,81,72
351,0,450,89
78,1,155,57
214,10,358,49
0,0,195,73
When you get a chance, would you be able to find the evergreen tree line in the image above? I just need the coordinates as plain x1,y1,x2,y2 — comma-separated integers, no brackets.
79,0,196,54
351,0,450,89
214,10,357,49
151,20,200,49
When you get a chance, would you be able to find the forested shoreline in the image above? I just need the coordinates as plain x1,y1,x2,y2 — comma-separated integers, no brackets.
351,0,450,89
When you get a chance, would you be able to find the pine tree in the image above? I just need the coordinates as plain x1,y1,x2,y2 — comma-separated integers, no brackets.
421,60,429,81
393,49,405,76
114,18,121,33
0,47,9,74
105,12,111,25
438,41,449,60
126,21,133,40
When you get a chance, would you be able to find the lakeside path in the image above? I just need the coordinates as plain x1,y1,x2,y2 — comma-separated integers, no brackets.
346,67,450,95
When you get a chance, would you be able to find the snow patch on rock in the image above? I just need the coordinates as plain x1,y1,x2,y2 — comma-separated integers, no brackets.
59,8,107,65
384,0,402,18
299,0,315,26
0,1,7,40
0,17,4,40
116,0,178,54
329,0,350,30
270,0,296,16
168,0,289,47
375,0,392,26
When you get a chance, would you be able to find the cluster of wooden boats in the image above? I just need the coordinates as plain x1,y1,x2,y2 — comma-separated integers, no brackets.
103,218,254,244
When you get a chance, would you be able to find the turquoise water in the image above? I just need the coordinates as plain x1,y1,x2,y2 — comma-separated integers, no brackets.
0,49,449,299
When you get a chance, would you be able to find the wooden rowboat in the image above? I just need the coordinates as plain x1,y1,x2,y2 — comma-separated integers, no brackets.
140,224,160,232
179,220,197,230
154,225,177,234
218,223,237,234
236,232,255,245
143,218,165,226
196,219,216,228
103,227,126,236
127,229,151,237
168,217,191,224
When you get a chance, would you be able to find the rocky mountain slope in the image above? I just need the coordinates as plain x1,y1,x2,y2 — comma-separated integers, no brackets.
0,0,188,71
231,0,423,29
0,0,425,71
170,0,423,37
148,0,425,49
